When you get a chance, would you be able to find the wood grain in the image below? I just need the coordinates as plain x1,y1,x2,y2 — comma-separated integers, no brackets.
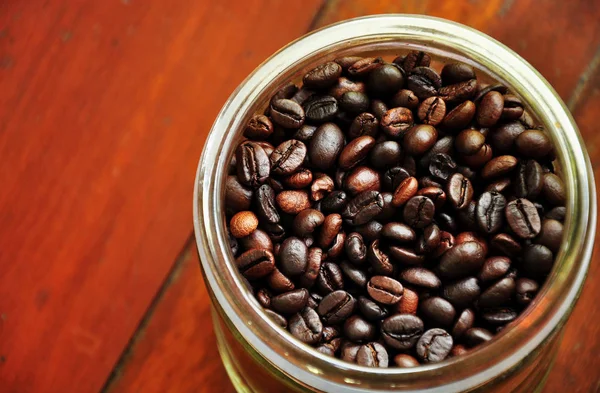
105,2,600,393
0,1,323,393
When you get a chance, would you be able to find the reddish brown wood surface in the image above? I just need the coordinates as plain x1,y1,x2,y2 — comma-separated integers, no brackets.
2,0,599,392
0,1,323,392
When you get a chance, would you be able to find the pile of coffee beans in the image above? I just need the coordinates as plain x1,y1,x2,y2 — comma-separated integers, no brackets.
225,50,566,367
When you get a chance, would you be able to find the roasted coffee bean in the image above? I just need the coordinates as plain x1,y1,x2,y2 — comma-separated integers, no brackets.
490,233,522,257
479,256,511,283
289,308,323,344
356,342,389,368
381,314,424,350
481,155,518,180
346,232,367,265
358,296,389,321
514,159,543,199
298,247,323,288
303,62,343,89
389,246,425,265
271,99,305,128
348,57,384,77
403,196,435,228
455,129,485,155
225,175,253,213
317,290,356,324
441,276,480,310
367,276,404,305
266,269,294,293
255,184,280,224
416,328,453,363
452,309,475,339
344,315,376,343
365,239,392,276
476,91,504,127
464,327,493,347
515,278,539,305
454,231,488,253
279,237,309,277
291,87,316,105
402,50,431,72
447,173,474,210
240,229,273,251
310,173,335,201
392,176,419,207
343,191,384,226
441,63,475,85
334,56,364,71
481,307,517,325
265,309,288,329
456,201,478,231
329,77,366,100
438,241,486,280
522,244,554,277
338,136,376,170
235,249,275,279
244,114,273,140
276,190,311,214
394,354,420,368
339,91,370,115
442,100,476,129
230,211,259,238
476,191,506,234
283,168,313,189
542,173,566,206
256,288,272,308
236,141,270,186
417,187,446,210
293,209,325,237
383,166,411,191
437,213,457,233
270,139,307,175
349,112,379,139
429,153,457,181
381,222,416,243
367,64,405,97
515,130,552,159
439,79,477,105
501,94,524,120
371,99,389,119
369,141,402,170
340,261,368,288
271,288,309,315
316,262,344,295
396,287,419,315
381,107,414,139
408,67,442,100
356,220,383,242
309,123,345,170
321,191,348,214
418,96,446,126
399,267,441,289
478,277,515,308
462,143,493,168
403,125,438,156
376,192,397,221
491,121,525,153
344,166,381,196
545,206,566,222
505,198,541,239
326,231,346,260
536,219,563,253
420,297,456,327
390,89,419,109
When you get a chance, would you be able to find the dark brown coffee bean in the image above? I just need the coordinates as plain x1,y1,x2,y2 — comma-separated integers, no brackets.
339,91,370,115
478,277,515,308
367,64,405,97
399,267,441,289
464,327,493,347
334,56,364,71
270,139,307,175
396,287,419,315
293,209,325,238
438,241,486,280
338,136,376,170
367,276,404,305
476,191,506,234
358,296,389,321
256,288,272,309
420,297,456,327
281,169,312,190
308,123,345,170
255,184,280,224
343,191,384,226
291,87,316,105
416,328,453,363
381,314,424,350
369,141,402,170
271,98,305,128
522,244,554,277
455,129,485,155
383,166,411,191
505,198,541,239
271,288,309,315
265,309,288,329
476,91,504,127
515,278,539,305
417,187,446,210
356,342,389,368
536,219,563,253
442,63,476,85
394,354,420,368
447,172,474,210
345,232,367,265
429,153,457,181
340,260,368,288
545,206,566,222
344,166,381,196
462,143,493,168
316,262,344,295
240,229,273,251
225,175,253,213
235,248,275,280
304,95,339,123
329,77,366,101
381,107,414,139
408,66,441,100
381,222,416,243
418,96,446,126
481,155,518,179
349,112,379,139
439,79,477,105
267,268,295,293
403,124,438,156
298,247,323,289
348,57,384,77
390,89,419,109
344,315,376,343
402,50,431,72
321,191,348,214
289,308,323,344
236,141,270,186
515,129,552,159
481,307,518,326
514,159,543,199
479,256,511,283
310,173,335,201
303,62,342,89
442,277,480,309
442,100,476,129
356,220,383,242
454,232,488,254
318,213,343,249
279,237,308,277
490,233,522,257
501,94,524,120
276,190,311,214
542,173,566,206
403,196,435,228
318,290,356,324
244,114,273,140
491,121,525,153
368,239,394,275
389,246,425,265
452,309,475,339
392,176,418,207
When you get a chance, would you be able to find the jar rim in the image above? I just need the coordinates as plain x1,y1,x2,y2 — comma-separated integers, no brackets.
194,15,596,392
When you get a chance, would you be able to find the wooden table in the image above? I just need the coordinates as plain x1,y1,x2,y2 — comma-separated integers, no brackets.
1,1,599,392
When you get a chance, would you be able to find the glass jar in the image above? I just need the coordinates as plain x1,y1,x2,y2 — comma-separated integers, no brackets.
193,15,596,393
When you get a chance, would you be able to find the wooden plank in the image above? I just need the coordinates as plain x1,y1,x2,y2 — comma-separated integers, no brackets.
0,1,324,392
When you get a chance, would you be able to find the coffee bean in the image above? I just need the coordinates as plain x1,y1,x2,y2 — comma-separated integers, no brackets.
515,278,539,305
455,129,485,155
490,233,522,257
329,77,366,101
276,190,311,214
304,95,339,123
515,130,552,159
394,354,420,368
381,314,424,350
319,213,343,249
464,327,493,347
343,191,384,226
376,192,397,221
236,141,271,186
481,307,517,326
417,187,446,210
368,239,394,275
462,143,493,168
438,241,486,280
542,173,566,206
230,211,259,238
270,139,307,175
418,97,446,126
456,201,478,231
420,297,456,327
345,232,367,265
282,169,313,189
399,267,441,289
367,276,404,305
441,63,475,85
340,261,368,288
303,62,343,89
310,173,335,201
344,166,381,196
339,91,370,115
356,220,383,242
408,67,442,100
293,209,325,237
371,99,389,119
479,256,511,283
226,175,254,214
357,296,389,321
298,247,323,288
367,64,405,97
416,328,453,363
429,153,457,181
402,50,431,72
392,176,419,207
265,309,288,329
235,249,275,280
278,237,308,277
271,288,309,315
308,123,345,170
442,277,480,309
514,159,543,199
381,107,414,139
338,136,376,170
255,184,280,224
266,269,293,293
316,262,344,295
439,79,477,105
240,229,273,251
403,125,438,156
452,309,475,339
289,308,323,344
491,121,525,153
481,155,518,179
349,112,379,139
442,100,476,129
476,91,504,127
403,196,435,228
356,342,389,368
271,99,305,128
478,277,515,308
501,94,524,120
447,173,474,210
369,141,402,169
344,315,376,343
536,219,563,253
389,246,425,265
348,57,384,77
383,166,411,191
317,290,356,324
321,191,348,214
244,114,273,140
476,191,507,234
545,206,566,222
381,222,416,243
522,244,554,277
390,89,419,109
505,198,541,239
